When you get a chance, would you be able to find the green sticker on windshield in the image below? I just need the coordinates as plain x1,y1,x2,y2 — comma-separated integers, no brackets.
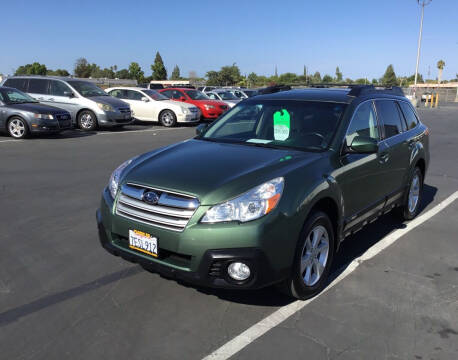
273,109,290,141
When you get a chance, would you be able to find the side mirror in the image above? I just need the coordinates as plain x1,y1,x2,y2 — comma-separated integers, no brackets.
349,136,378,153
180,97,186,102
63,91,74,98
195,123,208,136
141,97,149,102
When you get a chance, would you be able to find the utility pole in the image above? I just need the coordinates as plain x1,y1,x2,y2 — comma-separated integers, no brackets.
414,0,432,87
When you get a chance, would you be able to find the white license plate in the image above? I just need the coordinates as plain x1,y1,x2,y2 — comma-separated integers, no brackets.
129,230,158,257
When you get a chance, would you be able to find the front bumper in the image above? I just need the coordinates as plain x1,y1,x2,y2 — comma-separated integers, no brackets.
30,118,73,133
98,111,134,127
96,189,291,289
177,112,201,123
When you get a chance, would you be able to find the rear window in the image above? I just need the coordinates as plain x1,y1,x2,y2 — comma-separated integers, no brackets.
398,101,419,130
4,78,28,92
28,79,49,94
375,100,404,138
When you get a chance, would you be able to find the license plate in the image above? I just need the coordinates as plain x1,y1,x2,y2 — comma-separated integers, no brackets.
129,230,158,257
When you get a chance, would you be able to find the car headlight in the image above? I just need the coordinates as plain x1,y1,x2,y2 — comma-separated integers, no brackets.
204,104,215,110
33,113,54,119
181,107,190,114
97,102,114,112
201,177,284,223
108,157,138,199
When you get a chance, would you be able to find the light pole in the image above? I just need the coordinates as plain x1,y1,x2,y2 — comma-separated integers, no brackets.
414,0,432,87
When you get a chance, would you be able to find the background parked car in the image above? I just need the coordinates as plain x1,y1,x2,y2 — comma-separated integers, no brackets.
106,87,200,127
159,88,229,120
204,90,241,108
2,76,132,131
0,86,72,139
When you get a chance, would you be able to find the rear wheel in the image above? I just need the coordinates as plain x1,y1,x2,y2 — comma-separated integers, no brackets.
397,166,423,221
78,110,97,131
277,211,335,300
159,110,177,127
7,117,29,139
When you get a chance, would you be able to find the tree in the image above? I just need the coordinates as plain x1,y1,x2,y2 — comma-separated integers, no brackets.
15,62,47,76
74,58,92,78
47,69,70,76
437,60,445,84
322,74,333,83
381,64,397,86
219,64,242,86
205,70,220,86
129,62,144,82
278,72,298,84
170,65,181,80
116,69,130,79
335,66,343,82
311,71,321,83
371,78,379,85
151,52,167,80
247,72,258,87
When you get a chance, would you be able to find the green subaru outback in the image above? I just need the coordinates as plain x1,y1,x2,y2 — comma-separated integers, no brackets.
97,85,429,299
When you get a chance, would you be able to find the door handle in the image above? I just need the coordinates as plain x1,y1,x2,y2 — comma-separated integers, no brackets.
379,151,390,163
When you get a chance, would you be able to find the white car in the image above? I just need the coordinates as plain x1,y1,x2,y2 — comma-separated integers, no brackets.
205,91,241,108
105,87,200,127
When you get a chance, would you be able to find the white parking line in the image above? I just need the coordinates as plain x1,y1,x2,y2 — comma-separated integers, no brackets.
203,190,458,360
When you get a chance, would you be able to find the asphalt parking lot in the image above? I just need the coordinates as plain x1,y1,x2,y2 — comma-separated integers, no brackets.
1,106,458,360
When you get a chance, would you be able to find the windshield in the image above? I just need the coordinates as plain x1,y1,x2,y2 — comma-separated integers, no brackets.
200,100,347,151
67,81,107,97
143,89,169,101
244,90,257,97
217,91,239,100
0,88,38,104
185,90,210,100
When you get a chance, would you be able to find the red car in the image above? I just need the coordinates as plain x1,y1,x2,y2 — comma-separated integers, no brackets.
159,88,229,120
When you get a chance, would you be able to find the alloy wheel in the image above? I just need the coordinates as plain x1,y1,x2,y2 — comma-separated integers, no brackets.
80,113,94,129
408,173,420,213
300,225,330,286
9,119,26,138
161,112,174,126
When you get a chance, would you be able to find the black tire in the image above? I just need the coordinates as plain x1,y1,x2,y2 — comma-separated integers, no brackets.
77,110,97,131
277,211,335,300
396,166,423,221
7,117,29,139
159,110,177,127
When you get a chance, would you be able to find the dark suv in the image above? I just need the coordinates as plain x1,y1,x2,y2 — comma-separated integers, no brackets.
97,85,429,299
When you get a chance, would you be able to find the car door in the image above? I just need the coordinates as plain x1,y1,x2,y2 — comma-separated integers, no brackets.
374,99,411,205
48,80,80,120
0,93,6,129
124,90,152,120
27,79,50,103
336,100,390,232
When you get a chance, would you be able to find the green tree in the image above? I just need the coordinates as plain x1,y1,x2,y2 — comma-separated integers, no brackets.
371,78,379,85
170,65,181,80
47,69,70,76
205,70,220,86
437,60,445,84
278,72,298,84
311,71,321,83
219,64,242,86
15,62,47,75
116,69,130,79
74,58,92,78
335,66,343,82
354,78,368,85
129,62,144,82
247,72,258,87
151,52,167,80
322,74,333,83
381,64,397,86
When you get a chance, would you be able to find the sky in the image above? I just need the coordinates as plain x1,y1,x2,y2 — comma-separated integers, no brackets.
2,0,457,80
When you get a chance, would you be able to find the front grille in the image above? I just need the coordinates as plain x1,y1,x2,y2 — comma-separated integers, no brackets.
220,105,228,110
118,107,131,113
116,183,199,232
209,260,225,277
190,107,198,113
55,113,70,121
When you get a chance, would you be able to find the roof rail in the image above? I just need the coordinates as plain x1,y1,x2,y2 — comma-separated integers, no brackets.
347,85,404,97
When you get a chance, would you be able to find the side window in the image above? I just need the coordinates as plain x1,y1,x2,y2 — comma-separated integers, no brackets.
207,93,218,100
49,80,71,96
346,101,379,146
161,90,173,98
399,101,419,130
109,89,126,99
28,79,49,94
126,90,143,101
171,90,183,100
4,78,28,92
375,100,404,138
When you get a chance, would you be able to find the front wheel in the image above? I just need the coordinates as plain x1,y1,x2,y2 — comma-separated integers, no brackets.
8,117,29,139
159,110,177,127
77,110,97,131
277,211,335,300
397,167,423,221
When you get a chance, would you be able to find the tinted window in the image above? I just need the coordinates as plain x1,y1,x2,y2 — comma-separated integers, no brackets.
399,101,419,130
4,78,28,92
171,90,184,100
207,93,219,100
375,100,403,138
49,80,71,96
126,90,144,100
28,79,49,94
160,90,173,98
109,89,127,99
346,101,379,146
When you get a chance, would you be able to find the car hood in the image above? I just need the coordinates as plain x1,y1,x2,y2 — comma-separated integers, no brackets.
7,102,69,114
162,100,196,110
88,95,128,108
122,139,322,205
194,99,228,107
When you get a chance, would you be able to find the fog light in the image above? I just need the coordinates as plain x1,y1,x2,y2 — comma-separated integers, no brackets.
227,262,251,281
